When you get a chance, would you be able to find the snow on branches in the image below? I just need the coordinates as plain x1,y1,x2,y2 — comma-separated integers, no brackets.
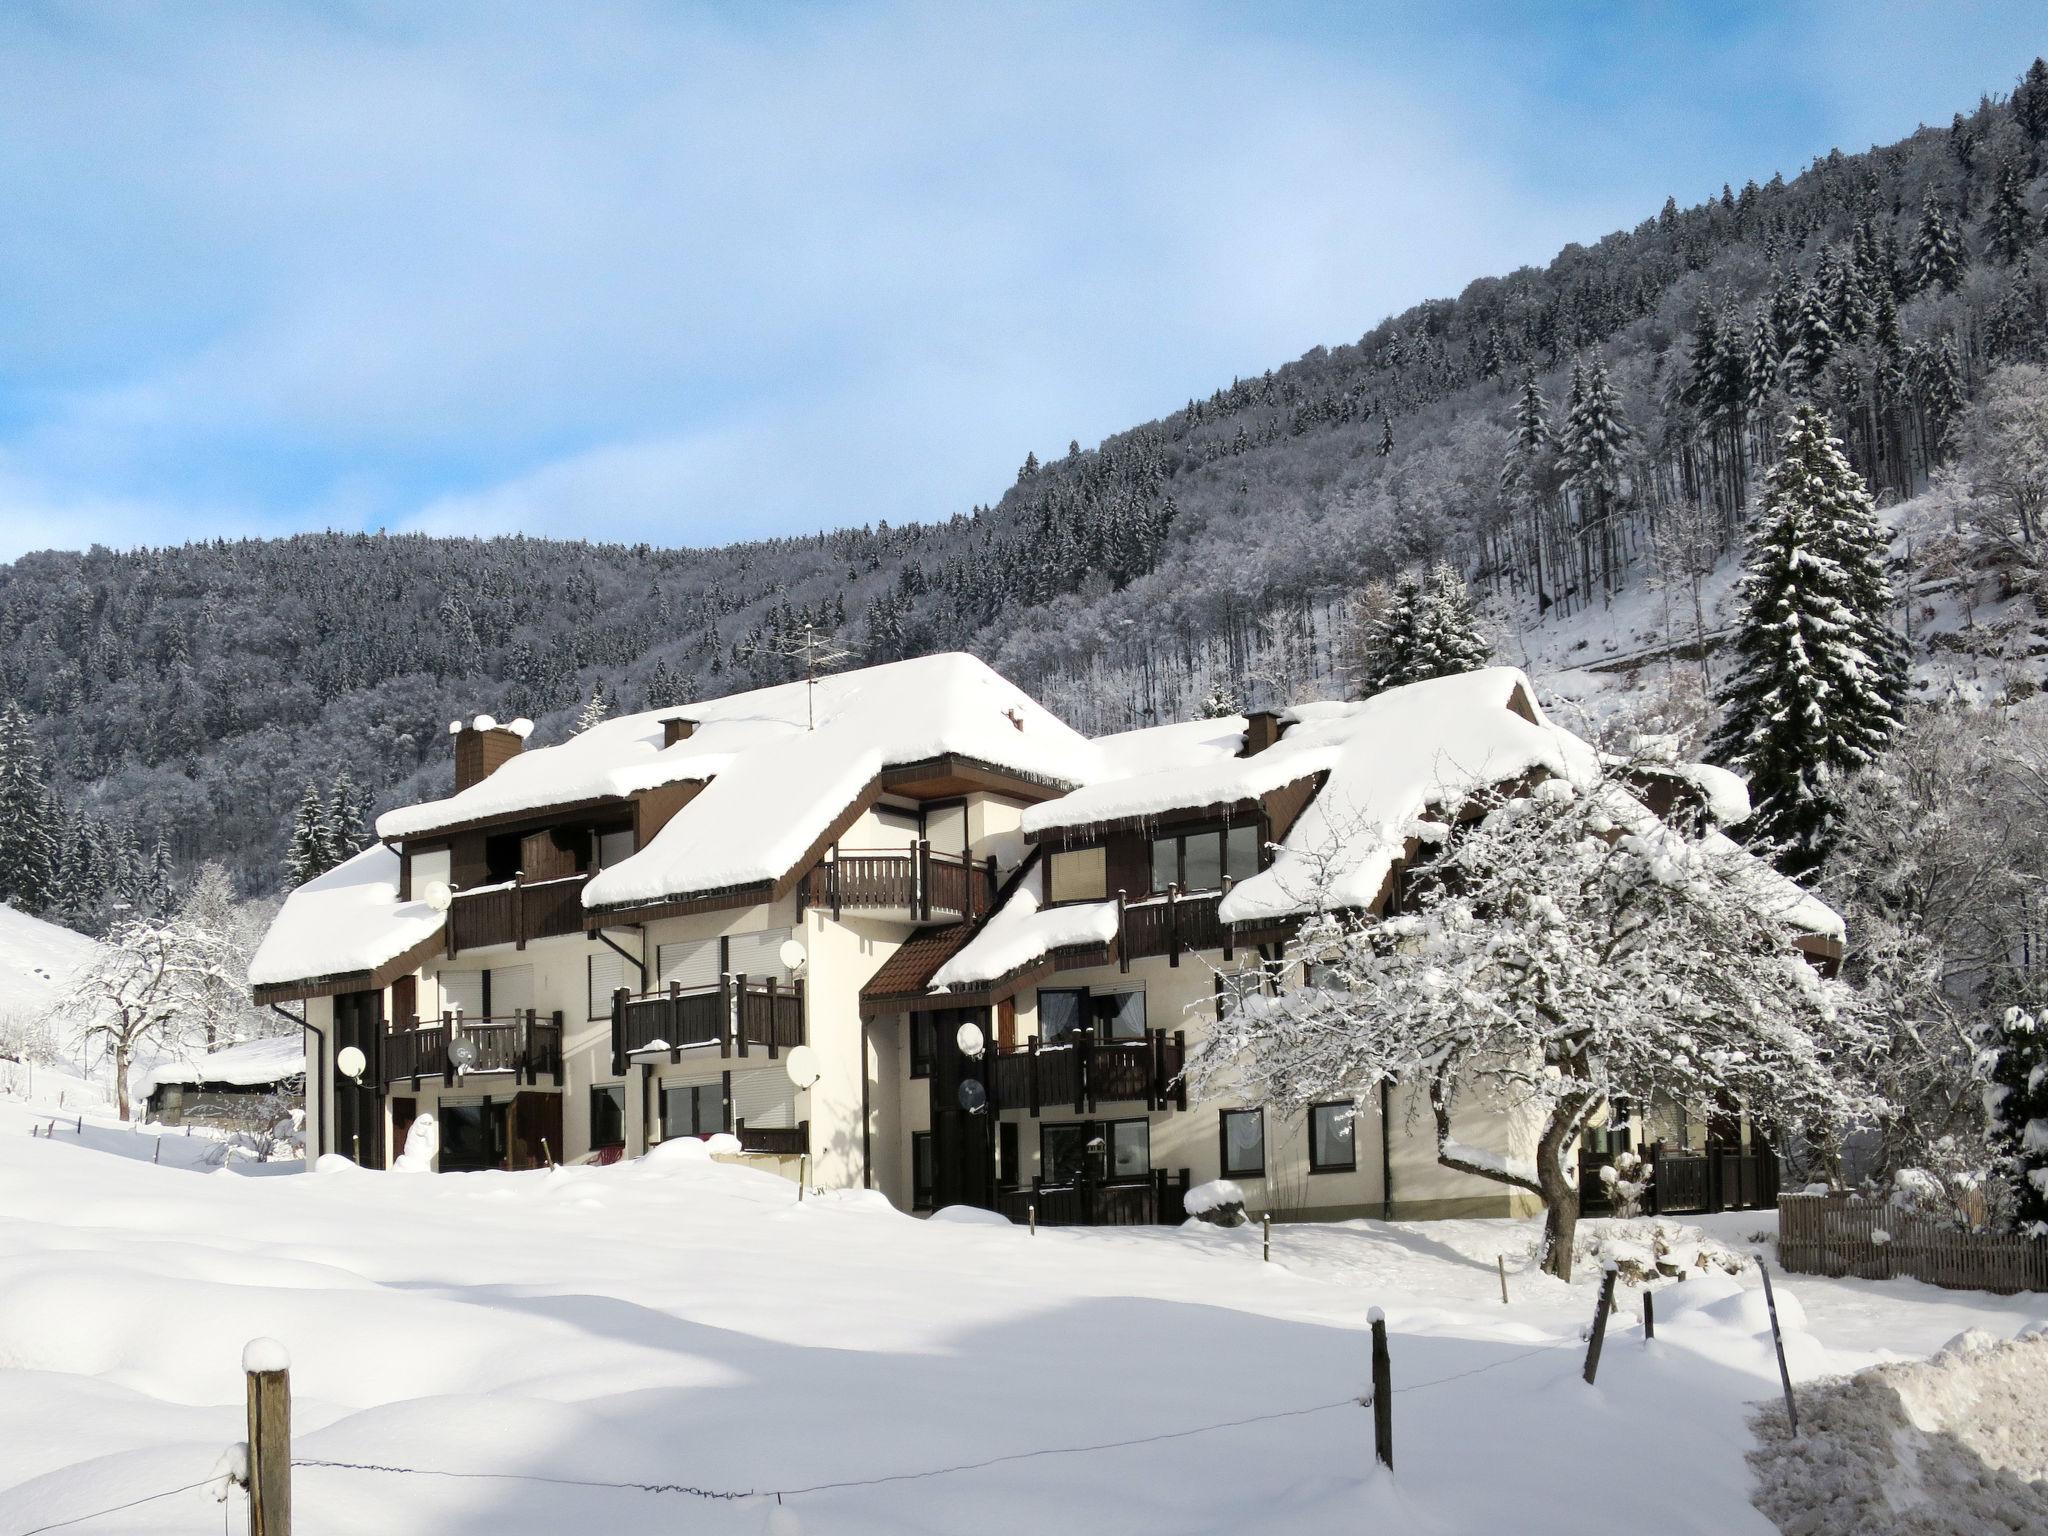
1184,759,1882,1278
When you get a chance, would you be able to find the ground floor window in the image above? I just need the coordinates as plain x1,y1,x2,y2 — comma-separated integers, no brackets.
1220,1107,1265,1178
589,1084,627,1149
1041,1118,1151,1184
663,1080,723,1139
1309,1101,1357,1172
440,1099,503,1172
909,1015,935,1078
911,1131,933,1210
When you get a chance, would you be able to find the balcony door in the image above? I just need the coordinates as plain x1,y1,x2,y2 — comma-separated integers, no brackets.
331,989,385,1168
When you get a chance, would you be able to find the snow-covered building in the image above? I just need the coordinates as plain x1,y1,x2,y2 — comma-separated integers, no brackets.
140,1034,305,1126
249,653,1839,1221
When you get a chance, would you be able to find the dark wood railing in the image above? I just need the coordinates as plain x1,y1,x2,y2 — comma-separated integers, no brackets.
735,1121,808,1157
610,975,805,1073
802,844,998,923
1115,887,1233,968
447,873,589,955
1577,1141,1779,1216
995,1168,1192,1227
987,1029,1187,1116
383,1010,564,1086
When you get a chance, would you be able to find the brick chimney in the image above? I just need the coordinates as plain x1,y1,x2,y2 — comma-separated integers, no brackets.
450,714,530,792
662,716,700,748
1239,710,1284,757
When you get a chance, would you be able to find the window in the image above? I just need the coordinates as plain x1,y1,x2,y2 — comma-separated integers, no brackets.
1216,969,1263,1018
490,964,534,1018
732,1070,796,1130
664,1081,723,1139
1048,846,1107,903
1109,1119,1150,1179
409,847,451,900
657,938,720,992
909,1015,936,1078
727,928,796,984
1093,990,1147,1041
998,1121,1020,1189
1309,1102,1357,1173
1220,1108,1265,1178
1037,988,1089,1042
439,969,484,1021
1301,960,1346,993
1040,1122,1090,1185
911,1132,934,1210
589,1084,627,1149
596,828,636,869
588,949,634,1021
1149,823,1262,895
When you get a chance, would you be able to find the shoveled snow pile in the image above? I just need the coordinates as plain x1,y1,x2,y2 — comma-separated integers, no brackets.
1747,1329,2048,1536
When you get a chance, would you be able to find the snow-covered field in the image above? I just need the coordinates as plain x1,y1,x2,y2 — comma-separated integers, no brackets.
1,1103,2041,1536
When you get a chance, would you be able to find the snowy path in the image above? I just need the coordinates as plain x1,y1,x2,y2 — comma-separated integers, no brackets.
1,1113,2040,1535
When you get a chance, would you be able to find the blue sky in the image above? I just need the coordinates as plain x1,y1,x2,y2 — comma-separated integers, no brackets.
0,1,2039,560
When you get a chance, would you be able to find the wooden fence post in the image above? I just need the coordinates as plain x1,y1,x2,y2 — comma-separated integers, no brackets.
1756,1255,1799,1436
1263,1212,1271,1263
1497,1253,1509,1305
1368,1307,1393,1471
1642,1288,1655,1341
1028,1200,1037,1235
1582,1264,1617,1384
243,1338,291,1536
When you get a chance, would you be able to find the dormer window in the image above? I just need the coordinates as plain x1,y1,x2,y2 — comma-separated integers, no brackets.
1149,823,1259,895
1047,846,1107,903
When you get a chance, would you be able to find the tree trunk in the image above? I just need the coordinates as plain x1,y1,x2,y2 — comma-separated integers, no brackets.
115,1040,131,1122
1536,1129,1580,1281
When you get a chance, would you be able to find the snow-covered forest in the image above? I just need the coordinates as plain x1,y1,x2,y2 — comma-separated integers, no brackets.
0,61,2044,912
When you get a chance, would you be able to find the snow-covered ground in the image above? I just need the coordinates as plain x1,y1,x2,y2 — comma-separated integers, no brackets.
2,1109,2041,1535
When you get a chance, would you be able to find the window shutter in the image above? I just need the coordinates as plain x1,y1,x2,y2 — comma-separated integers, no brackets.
588,949,633,1019
726,929,794,983
438,970,484,1021
732,1069,796,1129
657,938,720,992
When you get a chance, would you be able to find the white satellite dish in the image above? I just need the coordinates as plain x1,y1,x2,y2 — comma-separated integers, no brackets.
778,938,807,972
448,1037,480,1072
422,880,453,913
783,1044,821,1090
335,1045,367,1082
956,1021,985,1058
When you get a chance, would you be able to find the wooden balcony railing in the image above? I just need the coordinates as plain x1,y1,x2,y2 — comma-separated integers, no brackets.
735,1121,808,1157
383,1010,564,1087
609,975,805,1073
986,1029,1187,1116
1115,887,1233,968
994,1168,1193,1226
801,844,999,923
447,873,589,955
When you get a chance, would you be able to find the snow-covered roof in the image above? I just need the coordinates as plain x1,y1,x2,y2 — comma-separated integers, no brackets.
581,654,1092,909
1086,715,1249,782
383,654,1090,854
248,845,445,990
928,887,1120,990
140,1034,305,1097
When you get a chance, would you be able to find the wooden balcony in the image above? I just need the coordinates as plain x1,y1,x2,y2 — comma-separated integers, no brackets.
801,845,998,924
995,1168,1193,1226
986,1029,1187,1116
609,975,805,1073
446,873,589,955
1114,887,1237,967
382,1011,564,1087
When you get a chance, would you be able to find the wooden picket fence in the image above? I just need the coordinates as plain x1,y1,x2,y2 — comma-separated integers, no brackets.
1776,1194,2048,1294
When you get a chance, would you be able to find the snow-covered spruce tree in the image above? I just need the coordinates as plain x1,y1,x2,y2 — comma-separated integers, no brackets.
1710,406,1905,876
1184,766,1879,1280
1559,355,1632,600
1979,1006,2048,1235
284,781,336,888
328,771,371,861
1354,564,1491,698
1912,194,1967,295
574,683,610,734
0,701,57,914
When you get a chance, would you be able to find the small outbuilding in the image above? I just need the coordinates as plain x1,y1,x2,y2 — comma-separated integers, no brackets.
142,1036,306,1127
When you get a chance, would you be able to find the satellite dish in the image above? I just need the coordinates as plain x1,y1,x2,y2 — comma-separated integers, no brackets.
335,1045,367,1082
778,938,807,972
955,1021,985,1058
957,1078,988,1114
783,1044,821,1090
448,1037,480,1071
422,880,453,913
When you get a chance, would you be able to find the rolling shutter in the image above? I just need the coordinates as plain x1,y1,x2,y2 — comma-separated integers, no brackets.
439,970,484,1021
657,938,721,992
491,964,534,1017
732,1069,797,1130
726,929,795,984
588,948,634,1020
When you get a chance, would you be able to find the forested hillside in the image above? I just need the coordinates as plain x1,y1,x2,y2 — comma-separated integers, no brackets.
2,59,2046,907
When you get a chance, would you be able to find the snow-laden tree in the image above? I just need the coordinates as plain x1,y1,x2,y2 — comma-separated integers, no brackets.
284,781,336,888
1979,1006,2048,1235
1710,405,1905,875
1353,563,1491,698
1912,194,1968,295
1958,363,2048,560
1184,767,1881,1279
164,862,267,1053
0,701,57,914
43,915,202,1120
573,683,611,734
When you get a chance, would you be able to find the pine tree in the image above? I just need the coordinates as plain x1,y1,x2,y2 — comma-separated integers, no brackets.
285,781,336,888
1983,162,2033,265
1355,563,1491,697
1981,1006,2048,1234
329,771,370,860
1375,412,1395,457
1559,356,1632,599
1710,406,1905,875
1743,305,1779,420
1785,277,1836,384
1912,194,1967,294
574,683,610,734
1196,684,1239,720
0,702,56,913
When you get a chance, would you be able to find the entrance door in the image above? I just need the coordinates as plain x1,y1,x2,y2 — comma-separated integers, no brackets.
507,1091,563,1171
440,1099,509,1172
927,1007,995,1210
331,990,386,1166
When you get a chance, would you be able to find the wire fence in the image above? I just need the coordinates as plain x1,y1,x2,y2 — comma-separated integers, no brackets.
8,1335,1578,1533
